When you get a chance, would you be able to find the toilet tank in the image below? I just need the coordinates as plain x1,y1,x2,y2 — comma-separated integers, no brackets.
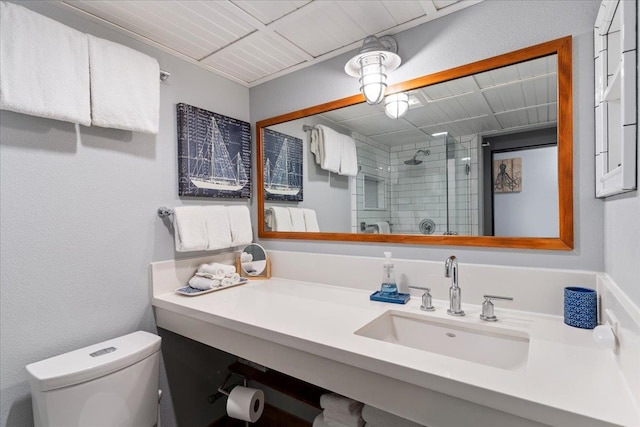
26,331,161,427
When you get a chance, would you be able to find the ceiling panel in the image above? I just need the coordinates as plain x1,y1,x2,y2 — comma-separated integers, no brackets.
369,128,432,146
57,0,482,86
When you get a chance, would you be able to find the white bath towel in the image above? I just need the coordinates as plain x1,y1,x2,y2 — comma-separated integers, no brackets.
362,405,423,427
373,221,390,234
199,263,236,277
320,393,363,416
303,209,320,232
312,413,330,427
268,207,293,231
0,2,91,125
88,35,160,134
226,205,253,246
203,205,232,250
173,206,208,252
310,128,321,165
316,125,342,174
188,276,221,290
324,409,364,427
288,208,306,232
339,135,358,177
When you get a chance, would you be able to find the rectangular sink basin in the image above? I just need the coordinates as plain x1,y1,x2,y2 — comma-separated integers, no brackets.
355,310,529,371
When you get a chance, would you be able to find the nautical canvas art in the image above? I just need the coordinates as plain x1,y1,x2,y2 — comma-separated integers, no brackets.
263,128,303,201
493,157,522,193
177,103,251,198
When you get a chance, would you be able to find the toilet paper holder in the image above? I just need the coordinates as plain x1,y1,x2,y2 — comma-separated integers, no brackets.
216,371,247,398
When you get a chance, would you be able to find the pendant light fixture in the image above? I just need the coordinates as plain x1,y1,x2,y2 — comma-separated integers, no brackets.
384,92,409,119
345,35,401,105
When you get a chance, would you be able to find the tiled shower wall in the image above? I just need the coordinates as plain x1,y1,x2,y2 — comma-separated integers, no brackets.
353,134,479,235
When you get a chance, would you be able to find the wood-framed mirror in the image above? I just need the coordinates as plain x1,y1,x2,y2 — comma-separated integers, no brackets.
256,36,573,250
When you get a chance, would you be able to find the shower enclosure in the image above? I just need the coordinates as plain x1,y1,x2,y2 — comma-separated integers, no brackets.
355,133,474,235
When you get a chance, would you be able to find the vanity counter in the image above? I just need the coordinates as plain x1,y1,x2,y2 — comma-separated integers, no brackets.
152,277,639,427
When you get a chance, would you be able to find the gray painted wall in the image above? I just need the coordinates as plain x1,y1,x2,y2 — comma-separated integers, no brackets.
0,2,249,426
250,1,605,272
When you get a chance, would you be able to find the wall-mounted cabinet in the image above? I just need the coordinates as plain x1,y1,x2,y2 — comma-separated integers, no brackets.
594,0,637,197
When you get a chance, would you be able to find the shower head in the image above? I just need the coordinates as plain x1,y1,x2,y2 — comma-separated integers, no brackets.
404,149,430,165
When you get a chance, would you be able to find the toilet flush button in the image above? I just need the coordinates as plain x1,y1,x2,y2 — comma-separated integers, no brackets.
89,346,117,357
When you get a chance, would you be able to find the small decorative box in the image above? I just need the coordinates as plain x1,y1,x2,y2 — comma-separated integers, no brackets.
564,287,597,329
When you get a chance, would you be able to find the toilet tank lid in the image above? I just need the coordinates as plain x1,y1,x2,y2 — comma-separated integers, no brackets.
26,331,161,392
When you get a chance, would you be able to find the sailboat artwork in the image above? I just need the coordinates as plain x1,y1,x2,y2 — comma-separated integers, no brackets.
177,103,251,198
263,128,303,201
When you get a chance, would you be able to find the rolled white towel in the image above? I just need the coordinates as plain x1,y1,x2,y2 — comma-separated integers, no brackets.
324,409,364,427
229,272,240,283
362,405,423,427
312,413,330,427
320,393,363,416
188,276,221,290
221,277,235,287
198,263,236,277
195,272,225,280
240,252,253,262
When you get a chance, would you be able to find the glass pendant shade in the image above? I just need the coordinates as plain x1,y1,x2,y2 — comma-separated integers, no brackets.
345,35,401,105
384,92,409,119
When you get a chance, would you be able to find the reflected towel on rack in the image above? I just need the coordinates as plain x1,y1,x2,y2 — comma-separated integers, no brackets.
310,128,321,165
339,136,358,177
173,207,208,252
267,207,293,231
88,35,160,134
373,221,390,234
302,209,320,232
0,2,91,125
315,125,342,174
203,206,232,250
288,208,306,231
226,205,253,246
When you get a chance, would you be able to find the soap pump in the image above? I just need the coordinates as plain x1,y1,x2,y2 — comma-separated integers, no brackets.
380,252,398,296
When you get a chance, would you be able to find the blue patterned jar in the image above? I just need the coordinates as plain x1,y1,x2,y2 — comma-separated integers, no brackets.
564,287,597,329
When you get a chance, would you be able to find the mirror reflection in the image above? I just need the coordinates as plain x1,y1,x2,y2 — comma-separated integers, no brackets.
240,243,268,277
257,37,573,250
264,54,558,237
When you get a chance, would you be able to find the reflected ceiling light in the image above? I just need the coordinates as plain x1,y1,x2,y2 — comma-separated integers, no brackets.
345,35,401,105
431,131,448,137
384,92,409,119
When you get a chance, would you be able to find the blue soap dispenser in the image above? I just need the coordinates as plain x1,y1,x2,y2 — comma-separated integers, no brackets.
380,252,398,296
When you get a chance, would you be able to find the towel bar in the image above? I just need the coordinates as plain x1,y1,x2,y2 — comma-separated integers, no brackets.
159,70,170,82
157,206,174,218
302,125,314,132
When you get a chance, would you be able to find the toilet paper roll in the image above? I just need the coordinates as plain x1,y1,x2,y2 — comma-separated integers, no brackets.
226,386,264,422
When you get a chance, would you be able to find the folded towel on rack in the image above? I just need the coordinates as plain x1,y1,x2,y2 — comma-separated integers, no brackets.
303,209,320,232
173,206,208,252
203,206,232,250
310,128,321,165
373,221,390,234
288,208,306,232
0,2,91,125
226,205,253,246
324,409,364,427
320,393,363,416
267,207,293,232
88,35,160,134
315,125,342,174
339,136,358,177
362,405,423,427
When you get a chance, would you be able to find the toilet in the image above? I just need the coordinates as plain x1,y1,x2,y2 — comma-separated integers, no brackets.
26,330,161,427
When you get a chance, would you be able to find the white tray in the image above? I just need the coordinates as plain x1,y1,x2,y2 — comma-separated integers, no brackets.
175,278,249,297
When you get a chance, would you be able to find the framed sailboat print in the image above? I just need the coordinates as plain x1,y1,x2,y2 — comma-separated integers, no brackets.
177,103,251,198
263,129,303,201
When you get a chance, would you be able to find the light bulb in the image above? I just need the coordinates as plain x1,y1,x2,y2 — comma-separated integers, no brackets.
358,54,387,105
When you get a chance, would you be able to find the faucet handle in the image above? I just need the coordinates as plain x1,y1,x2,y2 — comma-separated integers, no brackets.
408,286,435,311
480,295,513,322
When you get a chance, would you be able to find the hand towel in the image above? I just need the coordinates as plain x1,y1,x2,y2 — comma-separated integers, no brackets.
310,128,322,165
288,207,306,231
173,206,208,252
312,413,331,427
324,409,364,427
188,276,221,290
339,134,358,177
362,405,423,427
268,206,293,232
373,221,390,234
226,205,253,246
303,209,320,232
0,2,91,125
316,125,342,174
320,393,363,416
88,35,160,134
203,205,232,250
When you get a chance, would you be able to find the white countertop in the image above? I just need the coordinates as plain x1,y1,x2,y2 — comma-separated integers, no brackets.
152,277,640,427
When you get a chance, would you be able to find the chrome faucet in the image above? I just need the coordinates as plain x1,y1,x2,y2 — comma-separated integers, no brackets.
444,256,465,316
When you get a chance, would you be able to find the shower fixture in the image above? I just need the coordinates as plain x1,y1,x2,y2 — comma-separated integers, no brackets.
404,149,430,165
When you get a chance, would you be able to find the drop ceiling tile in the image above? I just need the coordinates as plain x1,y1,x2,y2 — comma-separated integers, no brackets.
370,128,431,146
